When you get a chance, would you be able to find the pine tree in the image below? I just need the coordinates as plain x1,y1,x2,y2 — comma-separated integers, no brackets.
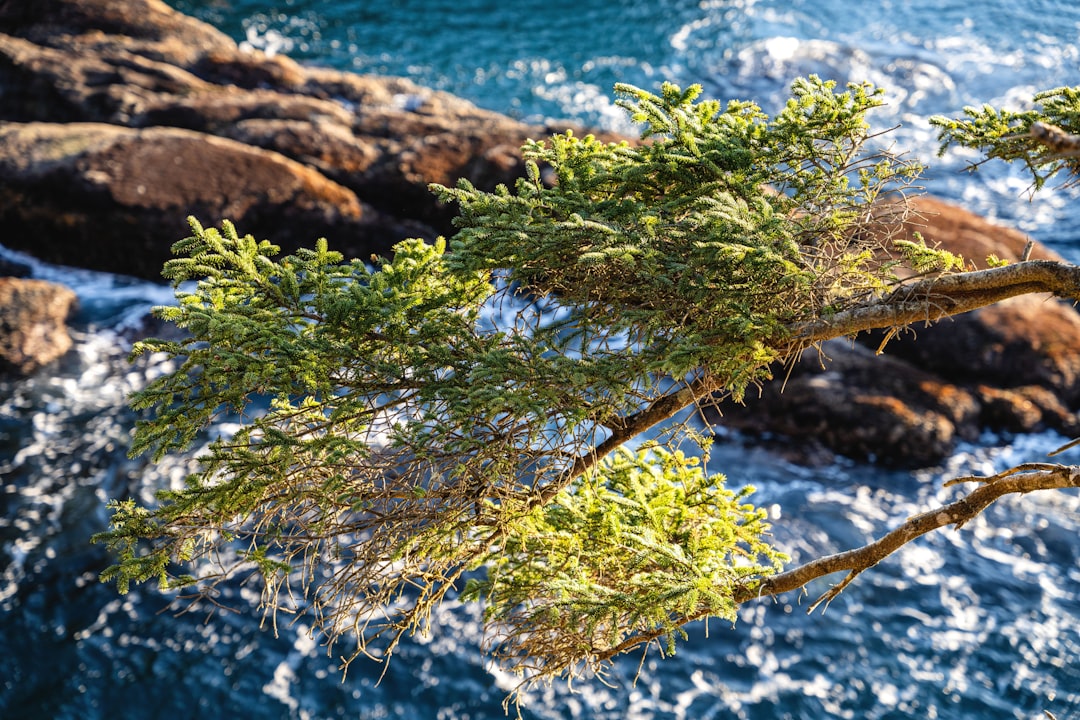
94,77,1080,698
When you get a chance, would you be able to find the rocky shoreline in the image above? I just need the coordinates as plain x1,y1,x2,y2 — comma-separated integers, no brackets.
2,0,1078,466
709,196,1080,466
0,0,563,277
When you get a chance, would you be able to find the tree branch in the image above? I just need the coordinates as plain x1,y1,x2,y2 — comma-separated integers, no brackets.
594,463,1080,663
540,260,1080,509
737,462,1080,608
1028,122,1080,160
571,260,1080,668
535,375,721,506
786,260,1080,347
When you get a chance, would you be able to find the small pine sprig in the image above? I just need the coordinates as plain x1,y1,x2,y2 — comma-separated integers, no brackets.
893,232,967,275
931,85,1080,187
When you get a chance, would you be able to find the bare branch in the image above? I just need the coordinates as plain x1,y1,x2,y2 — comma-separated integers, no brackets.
1029,122,1080,160
785,259,1080,347
737,463,1080,607
1049,436,1080,457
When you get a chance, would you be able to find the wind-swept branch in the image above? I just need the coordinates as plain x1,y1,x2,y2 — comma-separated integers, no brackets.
786,259,1080,348
558,259,1080,504
592,462,1080,663
742,462,1080,608
95,77,1080,699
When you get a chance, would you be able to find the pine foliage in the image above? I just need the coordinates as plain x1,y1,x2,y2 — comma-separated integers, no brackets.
932,85,1080,188
437,77,923,390
463,448,785,681
95,77,963,690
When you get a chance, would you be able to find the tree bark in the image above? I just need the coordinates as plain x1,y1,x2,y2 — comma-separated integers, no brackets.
786,260,1080,347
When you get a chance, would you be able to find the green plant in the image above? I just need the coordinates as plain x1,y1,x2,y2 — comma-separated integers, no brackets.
94,77,1080,700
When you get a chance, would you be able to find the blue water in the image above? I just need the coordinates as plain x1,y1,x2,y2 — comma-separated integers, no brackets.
4,1,1080,718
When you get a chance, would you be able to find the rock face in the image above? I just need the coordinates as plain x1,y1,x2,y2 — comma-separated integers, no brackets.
0,0,552,278
0,122,371,278
712,197,1080,466
0,277,77,376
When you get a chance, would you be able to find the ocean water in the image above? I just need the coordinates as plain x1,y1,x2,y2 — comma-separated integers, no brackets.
4,1,1080,718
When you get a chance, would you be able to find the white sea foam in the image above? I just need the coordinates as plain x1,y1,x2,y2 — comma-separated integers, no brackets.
238,11,322,58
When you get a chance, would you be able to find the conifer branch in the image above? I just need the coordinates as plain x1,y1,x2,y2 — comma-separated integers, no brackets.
590,463,1080,663
785,259,1080,347
562,258,1080,505
747,463,1080,608
93,77,1080,700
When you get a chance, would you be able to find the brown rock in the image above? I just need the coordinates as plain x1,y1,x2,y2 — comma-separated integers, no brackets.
0,0,236,57
0,1,236,123
975,384,1080,435
0,277,76,376
0,0,556,275
860,198,1080,403
864,294,1080,404
718,340,980,467
0,122,384,279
